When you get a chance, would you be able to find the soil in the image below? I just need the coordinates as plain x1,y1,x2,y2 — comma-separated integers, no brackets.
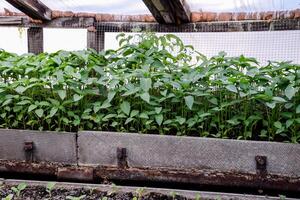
0,185,200,200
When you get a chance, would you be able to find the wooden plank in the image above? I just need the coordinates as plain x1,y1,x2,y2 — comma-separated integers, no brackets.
142,0,191,24
94,19,300,32
27,27,43,54
41,17,94,28
0,16,26,25
5,0,51,21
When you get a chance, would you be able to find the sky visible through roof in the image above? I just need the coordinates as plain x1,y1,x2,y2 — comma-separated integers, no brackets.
0,0,299,14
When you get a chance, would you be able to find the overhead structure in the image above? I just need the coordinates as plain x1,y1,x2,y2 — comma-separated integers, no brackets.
5,0,51,21
142,0,191,24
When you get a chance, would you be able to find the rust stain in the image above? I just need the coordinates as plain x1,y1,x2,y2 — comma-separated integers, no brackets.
0,160,299,192
57,166,94,182
95,166,300,192
0,160,57,176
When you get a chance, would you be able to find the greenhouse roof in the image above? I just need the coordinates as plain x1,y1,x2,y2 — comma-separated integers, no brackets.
0,0,299,24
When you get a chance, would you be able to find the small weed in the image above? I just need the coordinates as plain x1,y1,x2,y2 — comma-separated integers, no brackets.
46,182,56,197
279,195,286,200
66,195,86,200
1,194,13,200
11,183,27,197
170,191,178,199
134,187,145,199
195,193,201,200
107,183,118,195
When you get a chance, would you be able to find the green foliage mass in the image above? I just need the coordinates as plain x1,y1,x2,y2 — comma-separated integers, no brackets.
0,33,299,142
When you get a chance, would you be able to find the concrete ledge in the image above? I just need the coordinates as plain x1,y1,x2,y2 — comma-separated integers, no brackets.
0,129,299,192
0,129,77,164
78,131,300,177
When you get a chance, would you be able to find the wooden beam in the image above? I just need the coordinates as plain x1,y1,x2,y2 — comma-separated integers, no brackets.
0,16,27,25
5,0,51,21
142,0,191,24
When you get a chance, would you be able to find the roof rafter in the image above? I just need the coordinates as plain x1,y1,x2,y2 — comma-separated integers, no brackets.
142,0,191,24
5,0,52,21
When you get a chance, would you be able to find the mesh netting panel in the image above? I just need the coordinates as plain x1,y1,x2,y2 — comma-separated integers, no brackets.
105,30,300,64
97,19,300,64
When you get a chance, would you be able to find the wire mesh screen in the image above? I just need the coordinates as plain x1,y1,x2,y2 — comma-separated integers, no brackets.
97,19,300,65
105,30,300,65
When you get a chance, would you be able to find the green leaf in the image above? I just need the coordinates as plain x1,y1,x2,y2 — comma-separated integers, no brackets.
155,114,163,126
100,100,111,109
272,97,286,103
17,183,27,190
57,90,66,100
28,104,37,112
73,94,83,102
120,101,131,115
107,91,116,102
266,102,276,109
209,98,218,105
184,95,194,110
102,114,117,121
140,92,150,103
17,100,31,105
296,105,300,114
285,85,297,100
35,109,44,118
46,182,56,191
15,86,27,94
286,119,294,129
155,107,162,114
140,78,152,92
49,107,58,117
176,117,186,125
225,84,238,93
274,121,282,129
125,117,134,124
130,110,139,117
122,87,139,96
139,112,149,119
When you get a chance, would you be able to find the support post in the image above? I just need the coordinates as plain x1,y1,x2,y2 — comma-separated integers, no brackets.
97,30,105,51
27,27,43,54
87,26,98,51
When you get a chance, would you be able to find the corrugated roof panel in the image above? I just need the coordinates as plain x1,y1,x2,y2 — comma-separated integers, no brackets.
40,0,150,14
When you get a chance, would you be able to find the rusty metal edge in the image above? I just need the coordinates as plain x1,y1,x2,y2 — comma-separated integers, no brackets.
95,166,300,192
0,160,299,193
2,178,297,200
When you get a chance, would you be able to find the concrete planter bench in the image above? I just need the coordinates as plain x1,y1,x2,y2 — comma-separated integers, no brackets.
0,129,299,194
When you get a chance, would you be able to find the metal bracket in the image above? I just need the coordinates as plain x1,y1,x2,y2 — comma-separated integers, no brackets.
255,155,267,176
24,141,34,162
117,147,128,168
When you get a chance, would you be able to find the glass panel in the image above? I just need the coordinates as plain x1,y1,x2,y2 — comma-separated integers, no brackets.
187,0,300,12
41,0,150,14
